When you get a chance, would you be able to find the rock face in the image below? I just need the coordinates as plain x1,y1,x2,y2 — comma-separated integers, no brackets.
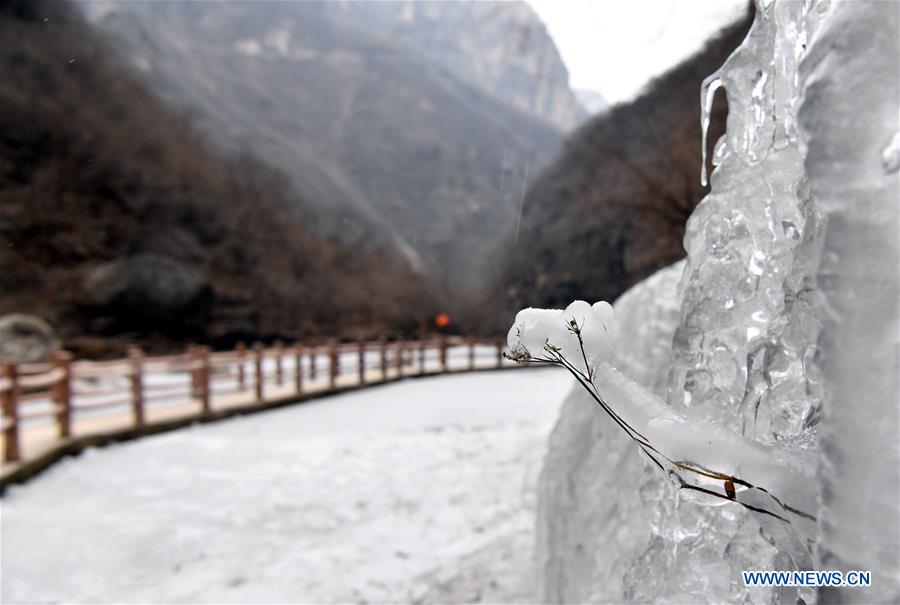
79,1,564,295
0,314,58,363
328,1,586,130
534,1,899,603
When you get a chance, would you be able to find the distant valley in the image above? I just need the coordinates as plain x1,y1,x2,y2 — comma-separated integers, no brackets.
79,1,583,296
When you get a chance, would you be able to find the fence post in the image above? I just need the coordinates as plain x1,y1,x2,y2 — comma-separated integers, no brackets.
439,335,448,372
294,344,304,395
188,344,202,398
357,341,366,385
274,340,284,386
236,342,247,391
496,339,504,368
1,362,20,463
253,342,264,402
396,341,405,377
309,342,318,381
51,351,73,437
379,338,388,379
468,337,476,370
418,340,426,374
328,342,339,389
128,346,145,426
187,344,196,396
199,346,211,413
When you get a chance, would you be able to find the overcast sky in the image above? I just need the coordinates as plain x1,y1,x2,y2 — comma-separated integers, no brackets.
525,0,749,104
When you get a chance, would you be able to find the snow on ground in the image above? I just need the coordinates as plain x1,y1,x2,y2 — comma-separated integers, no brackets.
1,368,571,604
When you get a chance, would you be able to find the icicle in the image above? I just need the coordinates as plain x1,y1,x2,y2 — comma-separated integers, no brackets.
699,74,723,187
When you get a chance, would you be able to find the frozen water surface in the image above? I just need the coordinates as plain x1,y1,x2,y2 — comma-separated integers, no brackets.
1,369,571,604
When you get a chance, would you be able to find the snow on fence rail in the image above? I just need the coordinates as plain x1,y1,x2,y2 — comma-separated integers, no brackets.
0,336,511,466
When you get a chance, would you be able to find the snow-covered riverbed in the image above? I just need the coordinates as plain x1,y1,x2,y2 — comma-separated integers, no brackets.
1,369,571,604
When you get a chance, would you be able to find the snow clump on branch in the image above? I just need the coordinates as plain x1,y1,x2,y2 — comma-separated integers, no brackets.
506,300,614,372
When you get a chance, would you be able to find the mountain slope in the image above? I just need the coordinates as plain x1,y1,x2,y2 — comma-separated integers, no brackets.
0,0,436,356
80,1,564,295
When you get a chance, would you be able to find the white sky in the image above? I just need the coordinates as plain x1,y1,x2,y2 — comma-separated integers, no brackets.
526,0,749,104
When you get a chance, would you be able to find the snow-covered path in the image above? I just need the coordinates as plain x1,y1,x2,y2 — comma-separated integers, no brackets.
1,369,571,604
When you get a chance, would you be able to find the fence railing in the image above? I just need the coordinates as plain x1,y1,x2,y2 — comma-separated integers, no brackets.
0,336,512,467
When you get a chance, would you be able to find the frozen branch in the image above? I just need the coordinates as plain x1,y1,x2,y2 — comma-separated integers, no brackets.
506,302,817,570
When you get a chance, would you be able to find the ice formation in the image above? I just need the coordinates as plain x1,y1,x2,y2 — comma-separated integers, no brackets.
508,302,818,577
799,2,900,602
525,0,899,603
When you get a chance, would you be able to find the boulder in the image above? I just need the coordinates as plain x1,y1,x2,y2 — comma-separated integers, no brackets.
0,314,59,363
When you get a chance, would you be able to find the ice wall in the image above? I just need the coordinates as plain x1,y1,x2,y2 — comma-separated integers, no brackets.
629,2,827,601
799,1,900,601
534,0,899,602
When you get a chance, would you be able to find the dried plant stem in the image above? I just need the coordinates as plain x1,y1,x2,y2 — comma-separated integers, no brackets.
505,332,816,527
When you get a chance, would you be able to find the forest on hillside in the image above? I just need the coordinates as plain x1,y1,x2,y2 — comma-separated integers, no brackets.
0,0,435,357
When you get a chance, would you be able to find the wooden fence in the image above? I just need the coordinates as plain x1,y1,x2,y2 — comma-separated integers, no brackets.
0,336,512,473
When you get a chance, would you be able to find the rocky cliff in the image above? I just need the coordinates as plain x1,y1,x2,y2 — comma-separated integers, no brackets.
326,1,587,130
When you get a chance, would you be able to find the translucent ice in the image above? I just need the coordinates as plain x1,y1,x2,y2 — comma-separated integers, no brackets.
530,0,898,602
633,2,828,601
799,1,900,600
